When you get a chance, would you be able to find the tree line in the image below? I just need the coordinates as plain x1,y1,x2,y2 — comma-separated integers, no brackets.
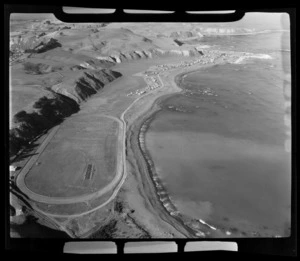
9,93,79,157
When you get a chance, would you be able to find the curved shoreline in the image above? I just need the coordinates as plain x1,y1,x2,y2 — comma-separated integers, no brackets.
133,58,286,238
141,74,212,237
128,65,222,238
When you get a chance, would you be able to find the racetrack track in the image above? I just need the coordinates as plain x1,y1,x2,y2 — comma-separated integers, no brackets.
15,57,204,231
16,114,123,204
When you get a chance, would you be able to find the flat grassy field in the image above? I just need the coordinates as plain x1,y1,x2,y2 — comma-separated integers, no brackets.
34,190,113,215
10,64,63,116
24,115,119,197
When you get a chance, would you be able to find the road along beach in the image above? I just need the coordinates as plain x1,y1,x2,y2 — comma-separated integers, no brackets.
123,59,236,238
132,55,291,238
12,50,273,238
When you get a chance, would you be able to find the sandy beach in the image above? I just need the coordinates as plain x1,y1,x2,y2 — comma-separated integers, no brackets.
119,62,219,238
126,54,291,238
11,52,268,238
9,14,292,244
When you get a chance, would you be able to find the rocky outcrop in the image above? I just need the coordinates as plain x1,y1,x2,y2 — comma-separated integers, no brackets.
73,69,121,102
50,69,122,104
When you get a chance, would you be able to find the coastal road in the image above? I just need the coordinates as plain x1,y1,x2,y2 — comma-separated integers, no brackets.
15,62,188,217
15,71,164,210
13,54,251,237
30,74,165,217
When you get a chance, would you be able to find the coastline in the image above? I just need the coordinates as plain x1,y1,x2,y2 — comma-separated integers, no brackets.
10,52,284,238
11,52,270,238
123,62,222,238
9,16,291,239
124,53,289,238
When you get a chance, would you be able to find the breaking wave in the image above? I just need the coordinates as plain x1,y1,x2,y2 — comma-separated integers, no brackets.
234,53,273,64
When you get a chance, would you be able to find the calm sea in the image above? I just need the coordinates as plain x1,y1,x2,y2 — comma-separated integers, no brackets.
145,30,291,237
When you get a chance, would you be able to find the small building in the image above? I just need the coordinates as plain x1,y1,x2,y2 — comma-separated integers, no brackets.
15,207,23,216
10,165,17,172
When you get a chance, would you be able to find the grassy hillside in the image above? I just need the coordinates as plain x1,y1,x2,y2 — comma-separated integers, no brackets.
9,69,122,157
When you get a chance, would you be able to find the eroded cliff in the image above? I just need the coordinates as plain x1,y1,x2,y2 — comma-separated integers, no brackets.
9,68,122,157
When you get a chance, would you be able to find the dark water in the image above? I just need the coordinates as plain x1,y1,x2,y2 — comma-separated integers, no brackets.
145,31,291,237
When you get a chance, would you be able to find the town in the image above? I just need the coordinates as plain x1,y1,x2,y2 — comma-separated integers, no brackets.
126,56,214,97
125,49,234,97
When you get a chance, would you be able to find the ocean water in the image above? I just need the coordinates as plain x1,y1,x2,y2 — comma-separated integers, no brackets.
145,30,291,237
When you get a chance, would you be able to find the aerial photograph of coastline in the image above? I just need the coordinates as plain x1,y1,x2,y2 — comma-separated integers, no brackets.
9,11,291,239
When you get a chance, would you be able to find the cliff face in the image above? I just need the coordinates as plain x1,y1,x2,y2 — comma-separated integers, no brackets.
9,68,122,157
96,47,204,64
51,69,122,103
169,31,203,39
196,27,256,35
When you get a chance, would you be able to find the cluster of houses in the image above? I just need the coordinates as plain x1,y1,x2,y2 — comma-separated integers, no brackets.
126,57,207,97
126,74,162,97
126,50,232,97
144,75,161,90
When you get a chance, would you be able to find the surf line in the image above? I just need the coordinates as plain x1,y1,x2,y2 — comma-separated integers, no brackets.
138,116,179,217
199,219,217,230
137,72,221,236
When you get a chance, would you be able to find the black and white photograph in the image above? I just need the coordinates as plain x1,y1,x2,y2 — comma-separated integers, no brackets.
8,9,292,241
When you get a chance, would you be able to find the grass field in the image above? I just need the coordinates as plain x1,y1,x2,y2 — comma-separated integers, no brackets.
24,115,119,197
10,65,63,116
34,190,113,215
